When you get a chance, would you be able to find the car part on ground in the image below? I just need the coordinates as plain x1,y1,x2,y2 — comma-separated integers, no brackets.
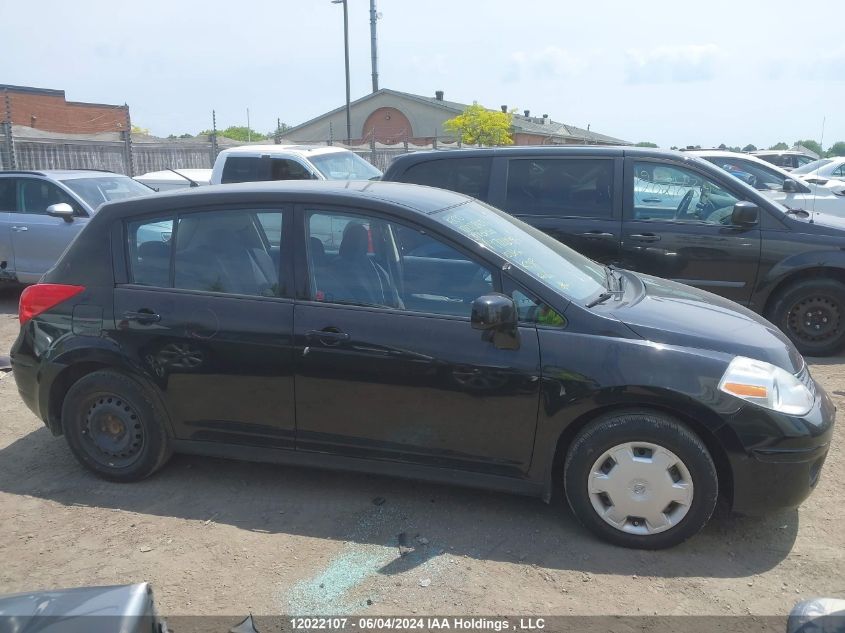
788,598,845,633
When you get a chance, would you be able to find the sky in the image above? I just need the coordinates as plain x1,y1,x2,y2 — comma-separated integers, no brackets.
2,0,843,149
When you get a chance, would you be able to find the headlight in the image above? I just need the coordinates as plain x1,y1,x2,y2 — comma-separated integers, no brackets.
718,356,814,416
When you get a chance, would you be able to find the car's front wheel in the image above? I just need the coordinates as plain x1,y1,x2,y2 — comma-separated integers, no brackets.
61,370,172,482
563,410,718,549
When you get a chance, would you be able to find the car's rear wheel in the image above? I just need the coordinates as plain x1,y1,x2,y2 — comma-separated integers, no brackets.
563,410,718,549
766,278,845,357
61,370,172,482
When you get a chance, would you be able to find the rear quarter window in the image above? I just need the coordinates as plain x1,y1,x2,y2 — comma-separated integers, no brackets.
398,157,492,200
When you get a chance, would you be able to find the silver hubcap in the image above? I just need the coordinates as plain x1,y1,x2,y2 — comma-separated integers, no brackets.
588,441,694,535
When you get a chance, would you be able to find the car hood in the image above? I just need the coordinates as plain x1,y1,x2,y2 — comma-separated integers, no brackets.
610,273,804,373
795,210,845,232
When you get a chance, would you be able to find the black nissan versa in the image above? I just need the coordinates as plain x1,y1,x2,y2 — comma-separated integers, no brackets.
10,181,835,549
384,147,845,356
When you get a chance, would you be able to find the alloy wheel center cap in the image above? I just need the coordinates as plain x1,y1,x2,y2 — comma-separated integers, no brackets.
630,479,650,498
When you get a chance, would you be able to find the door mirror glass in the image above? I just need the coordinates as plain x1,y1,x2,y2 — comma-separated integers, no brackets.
782,178,799,193
46,202,75,221
471,293,517,331
731,201,760,226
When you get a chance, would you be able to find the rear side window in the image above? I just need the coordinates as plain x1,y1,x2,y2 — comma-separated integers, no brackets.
221,156,312,183
399,157,491,200
504,158,613,218
0,179,16,211
127,217,174,288
126,210,285,297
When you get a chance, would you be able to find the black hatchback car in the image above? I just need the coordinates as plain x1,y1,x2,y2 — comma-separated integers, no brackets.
384,147,845,356
10,181,835,549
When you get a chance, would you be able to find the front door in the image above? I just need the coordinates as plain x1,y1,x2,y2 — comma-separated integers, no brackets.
293,207,541,476
620,159,761,305
11,177,87,282
112,206,296,447
0,178,14,280
490,156,622,264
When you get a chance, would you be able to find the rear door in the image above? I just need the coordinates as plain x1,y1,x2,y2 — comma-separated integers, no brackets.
0,178,15,280
112,205,297,447
489,156,622,264
11,177,88,282
620,157,761,304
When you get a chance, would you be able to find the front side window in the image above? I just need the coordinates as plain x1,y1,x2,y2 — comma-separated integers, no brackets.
17,179,79,214
504,158,613,218
127,209,284,297
632,161,740,225
62,176,152,210
400,157,492,199
833,164,845,177
307,211,493,317
434,200,606,302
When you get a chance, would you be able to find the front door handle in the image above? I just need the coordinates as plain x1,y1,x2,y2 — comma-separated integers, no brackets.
578,231,615,240
122,310,161,324
628,233,661,243
10,226,28,232
306,329,350,346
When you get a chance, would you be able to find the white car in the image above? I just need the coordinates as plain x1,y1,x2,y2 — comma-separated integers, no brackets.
791,157,845,186
134,168,212,191
688,150,845,217
209,145,382,185
751,150,817,171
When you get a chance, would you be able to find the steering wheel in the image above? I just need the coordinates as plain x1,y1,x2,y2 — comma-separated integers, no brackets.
674,189,695,219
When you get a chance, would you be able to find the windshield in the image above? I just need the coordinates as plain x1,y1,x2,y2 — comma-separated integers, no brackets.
309,151,383,181
434,200,606,302
792,159,833,175
62,176,152,210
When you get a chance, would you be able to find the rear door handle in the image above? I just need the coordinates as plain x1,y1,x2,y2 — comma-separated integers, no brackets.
628,233,661,243
10,226,28,232
578,231,616,240
122,310,161,324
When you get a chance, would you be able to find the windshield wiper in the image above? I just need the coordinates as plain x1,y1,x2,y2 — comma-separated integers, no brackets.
586,265,625,308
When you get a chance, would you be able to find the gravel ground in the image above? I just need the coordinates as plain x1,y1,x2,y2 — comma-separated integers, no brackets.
0,284,843,617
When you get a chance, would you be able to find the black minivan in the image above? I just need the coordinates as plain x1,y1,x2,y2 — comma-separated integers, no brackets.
384,147,845,356
10,181,835,549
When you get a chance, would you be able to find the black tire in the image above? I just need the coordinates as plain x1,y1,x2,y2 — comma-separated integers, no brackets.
563,410,718,549
766,278,845,357
61,370,172,482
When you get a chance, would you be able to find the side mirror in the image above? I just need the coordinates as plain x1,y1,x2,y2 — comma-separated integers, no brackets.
783,178,799,193
471,293,519,350
471,293,517,331
731,201,760,226
46,203,75,222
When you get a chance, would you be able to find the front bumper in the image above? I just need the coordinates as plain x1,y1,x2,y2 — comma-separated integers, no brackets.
727,381,836,515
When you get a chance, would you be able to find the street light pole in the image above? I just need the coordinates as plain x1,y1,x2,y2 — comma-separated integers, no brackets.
332,0,352,145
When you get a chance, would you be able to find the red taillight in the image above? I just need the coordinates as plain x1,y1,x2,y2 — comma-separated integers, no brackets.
19,284,85,325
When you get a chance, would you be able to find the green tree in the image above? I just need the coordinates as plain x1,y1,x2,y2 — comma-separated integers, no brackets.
198,126,267,142
131,124,150,135
443,102,513,146
794,139,823,157
768,142,789,150
742,144,757,152
826,141,845,157
635,141,658,148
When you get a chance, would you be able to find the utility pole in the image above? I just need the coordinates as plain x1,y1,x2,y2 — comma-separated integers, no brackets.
332,0,352,144
370,0,379,92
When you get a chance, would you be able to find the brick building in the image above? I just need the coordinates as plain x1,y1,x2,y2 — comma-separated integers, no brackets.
283,88,629,146
1,84,129,134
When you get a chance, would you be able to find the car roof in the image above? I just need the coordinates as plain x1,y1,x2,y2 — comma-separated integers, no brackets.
752,150,809,156
217,144,350,158
688,149,798,176
0,169,125,180
97,180,473,219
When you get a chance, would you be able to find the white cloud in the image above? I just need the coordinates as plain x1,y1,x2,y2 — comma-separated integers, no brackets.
625,44,721,84
504,46,587,83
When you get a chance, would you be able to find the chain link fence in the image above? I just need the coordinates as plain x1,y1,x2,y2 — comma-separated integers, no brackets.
0,125,468,175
